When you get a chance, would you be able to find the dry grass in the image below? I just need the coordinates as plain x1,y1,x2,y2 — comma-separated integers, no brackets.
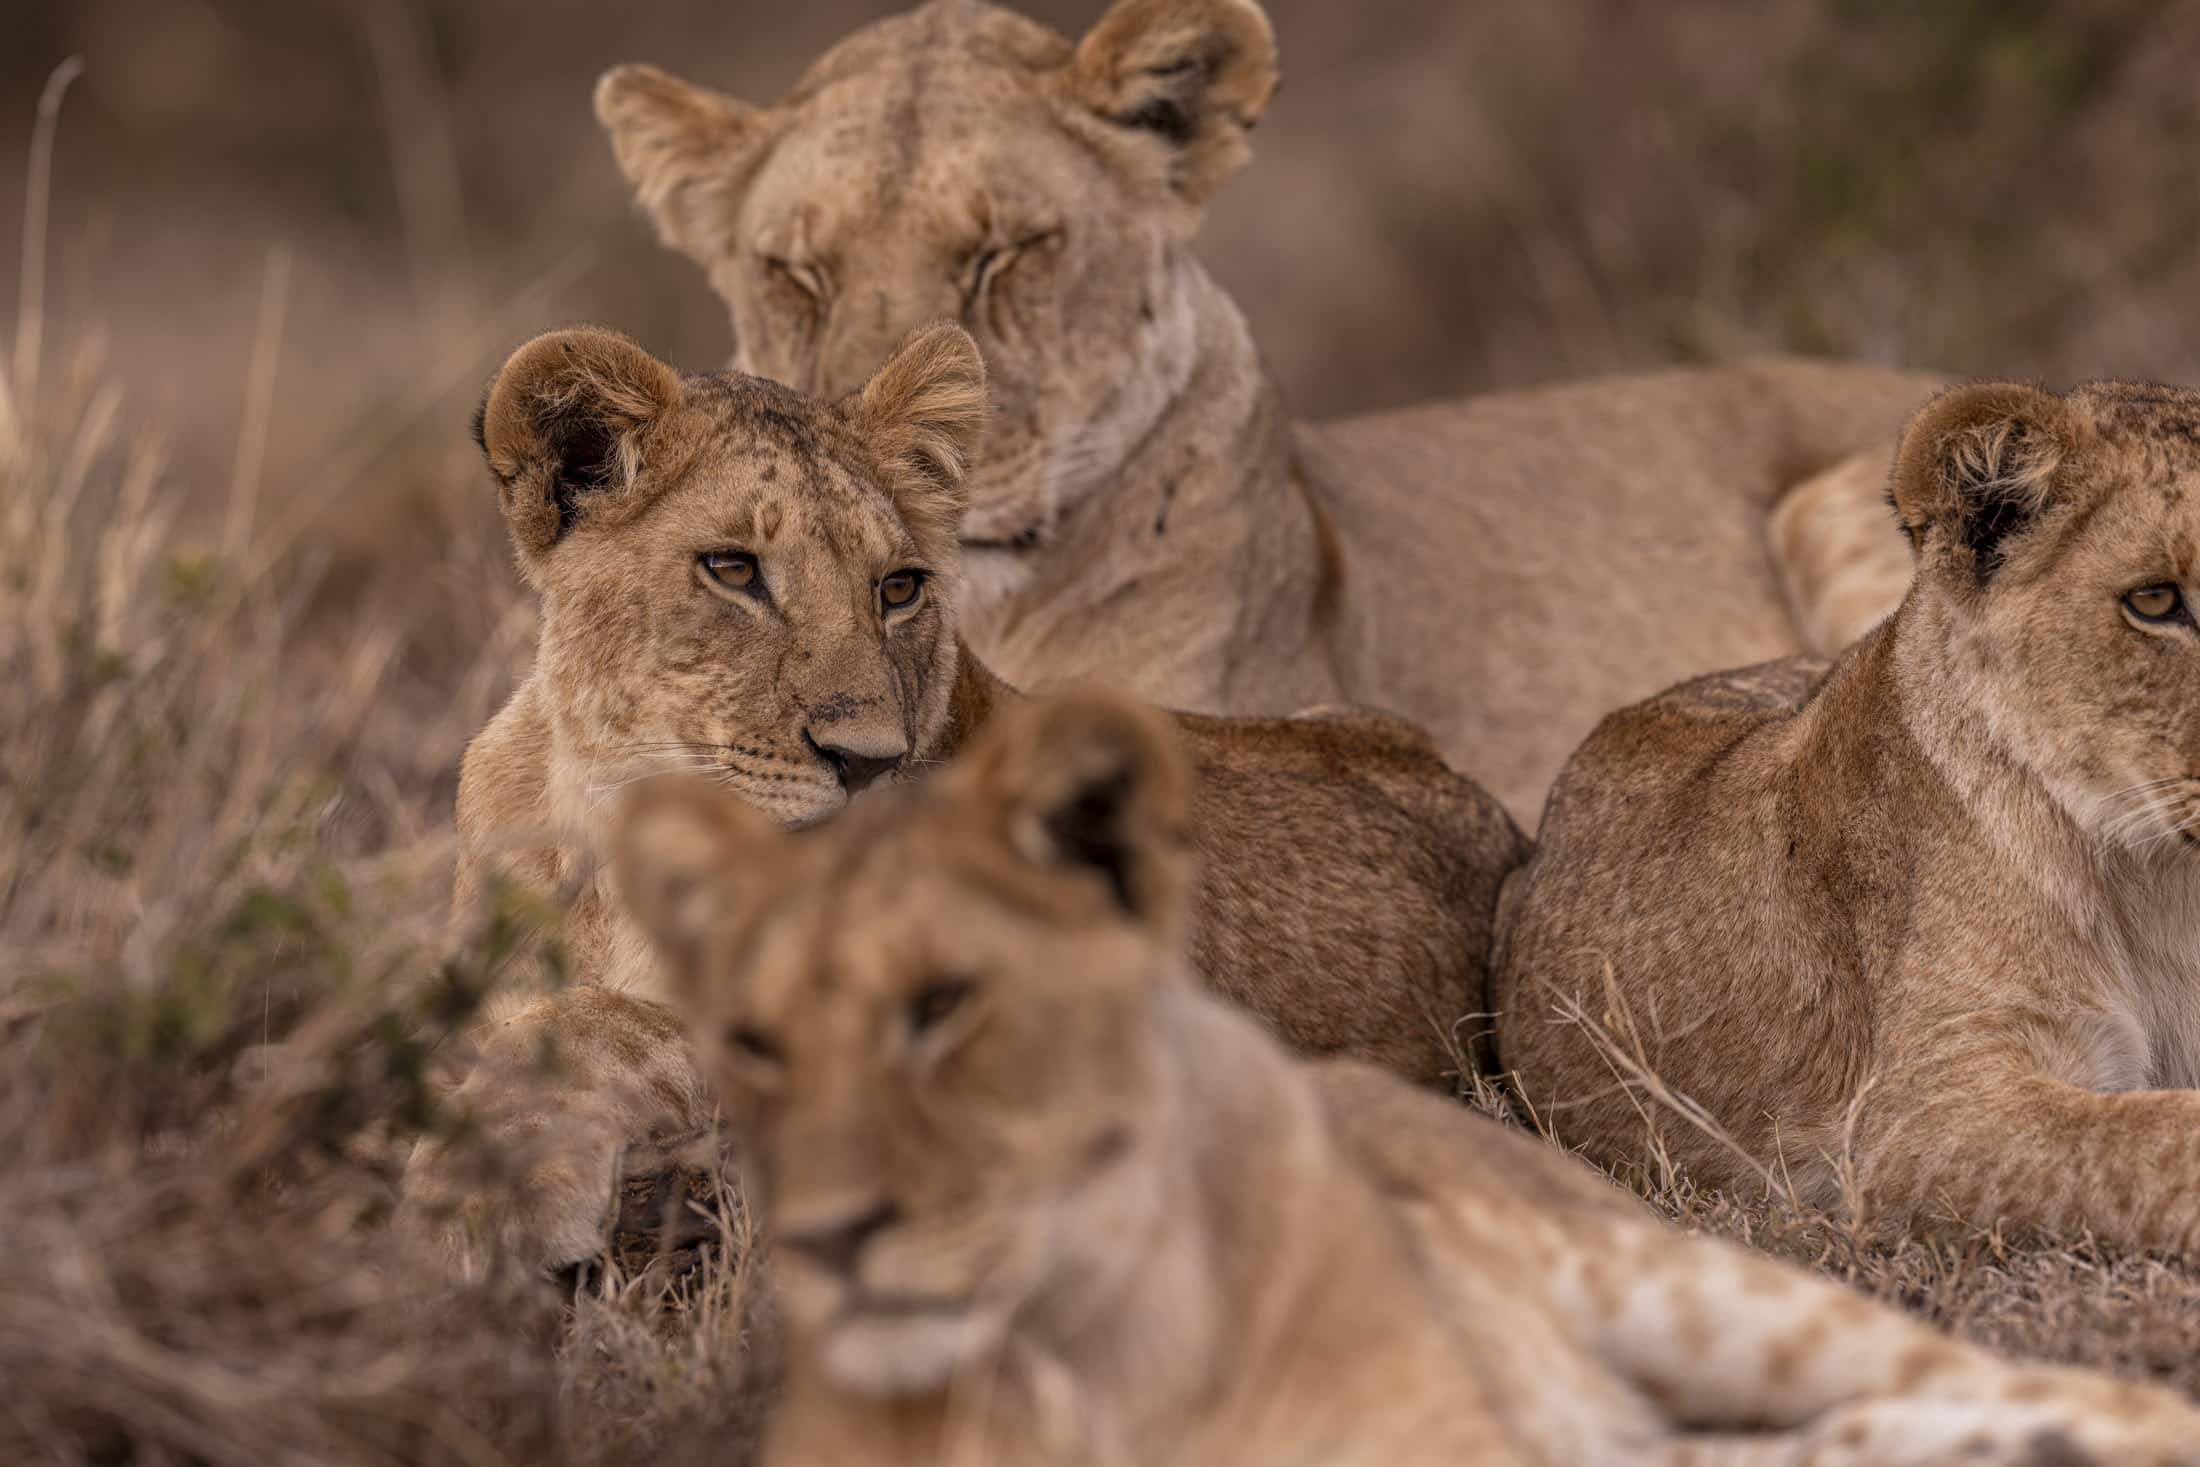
0,78,782,1461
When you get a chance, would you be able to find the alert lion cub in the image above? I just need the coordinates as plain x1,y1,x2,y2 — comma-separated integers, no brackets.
595,0,1937,819
618,694,2200,1467
402,322,1520,1271
1496,379,2200,1257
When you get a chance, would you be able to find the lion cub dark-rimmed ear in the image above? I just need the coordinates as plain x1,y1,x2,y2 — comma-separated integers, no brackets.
1069,0,1279,206
476,328,690,574
1890,381,2080,585
613,776,781,992
848,322,990,545
595,63,769,263
954,692,1196,939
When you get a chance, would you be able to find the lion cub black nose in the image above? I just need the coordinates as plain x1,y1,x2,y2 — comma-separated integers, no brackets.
783,1200,901,1276
805,731,900,794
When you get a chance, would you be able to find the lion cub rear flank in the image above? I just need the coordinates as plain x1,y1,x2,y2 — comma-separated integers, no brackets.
618,694,2200,1467
402,320,1522,1273
1495,378,2200,1258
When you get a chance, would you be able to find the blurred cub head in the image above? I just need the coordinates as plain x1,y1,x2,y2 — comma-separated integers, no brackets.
615,692,1195,1396
475,321,985,827
1891,380,2200,848
594,0,1278,563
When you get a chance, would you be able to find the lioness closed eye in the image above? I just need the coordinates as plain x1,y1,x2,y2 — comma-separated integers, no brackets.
596,0,1943,819
399,320,1522,1275
1496,378,2200,1258
617,693,2200,1467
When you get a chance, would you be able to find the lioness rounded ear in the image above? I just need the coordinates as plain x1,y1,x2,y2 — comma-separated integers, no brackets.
595,63,768,262
1070,0,1279,205
851,322,989,542
476,327,688,573
613,777,780,992
959,692,1195,933
1890,382,2076,584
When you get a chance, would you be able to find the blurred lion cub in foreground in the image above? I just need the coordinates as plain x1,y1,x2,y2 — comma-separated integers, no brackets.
618,693,2200,1467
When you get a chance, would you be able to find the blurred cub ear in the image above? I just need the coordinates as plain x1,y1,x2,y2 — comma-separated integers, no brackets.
595,63,769,262
850,322,989,543
1069,0,1279,205
956,692,1195,936
1890,382,2078,584
475,327,689,575
613,778,780,994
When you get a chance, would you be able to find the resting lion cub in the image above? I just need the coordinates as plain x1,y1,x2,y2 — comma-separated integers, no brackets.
403,321,1520,1270
595,0,1936,819
1496,379,2200,1256
617,693,2200,1467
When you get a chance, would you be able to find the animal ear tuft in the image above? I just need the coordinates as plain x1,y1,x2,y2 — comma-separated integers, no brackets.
960,692,1195,932
852,322,989,539
477,328,687,570
612,777,779,993
1070,0,1278,204
1890,382,2075,585
595,63,768,262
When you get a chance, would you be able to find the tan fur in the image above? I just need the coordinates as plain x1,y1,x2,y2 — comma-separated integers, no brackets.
1495,379,2200,1257
618,697,2200,1467
1767,451,1916,652
594,0,1935,821
401,324,1522,1270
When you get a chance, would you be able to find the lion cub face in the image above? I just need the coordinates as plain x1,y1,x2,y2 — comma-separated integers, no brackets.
595,0,1278,571
475,323,987,828
1892,381,2200,846
617,695,1196,1396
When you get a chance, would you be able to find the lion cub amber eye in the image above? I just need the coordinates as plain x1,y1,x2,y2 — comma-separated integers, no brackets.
880,569,925,612
908,978,974,1036
701,550,758,591
2125,584,2186,623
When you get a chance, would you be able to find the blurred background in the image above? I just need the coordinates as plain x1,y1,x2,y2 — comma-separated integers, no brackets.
10,0,2200,522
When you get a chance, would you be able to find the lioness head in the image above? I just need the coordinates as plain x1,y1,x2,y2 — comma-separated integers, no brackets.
616,693,1195,1396
1891,380,2200,847
594,0,1277,559
475,321,986,827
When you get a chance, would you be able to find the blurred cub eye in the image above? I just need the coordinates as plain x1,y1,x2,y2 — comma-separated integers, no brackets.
723,1022,784,1068
764,255,827,301
880,569,925,612
701,550,758,591
908,978,974,1037
2125,584,2185,623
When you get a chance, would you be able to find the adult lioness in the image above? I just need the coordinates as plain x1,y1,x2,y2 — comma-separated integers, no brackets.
403,321,1521,1270
594,0,1936,820
616,693,2200,1467
1494,379,2200,1257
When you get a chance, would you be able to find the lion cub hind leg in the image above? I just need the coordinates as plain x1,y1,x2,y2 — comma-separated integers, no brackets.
398,985,712,1278
1766,451,1912,656
1573,1218,2200,1463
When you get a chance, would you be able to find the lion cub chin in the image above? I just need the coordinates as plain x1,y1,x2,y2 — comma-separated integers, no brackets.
618,693,2200,1467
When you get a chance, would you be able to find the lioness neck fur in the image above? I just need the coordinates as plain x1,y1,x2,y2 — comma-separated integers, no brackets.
596,0,1937,820
1495,378,2200,1257
403,322,1521,1271
616,692,2200,1467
